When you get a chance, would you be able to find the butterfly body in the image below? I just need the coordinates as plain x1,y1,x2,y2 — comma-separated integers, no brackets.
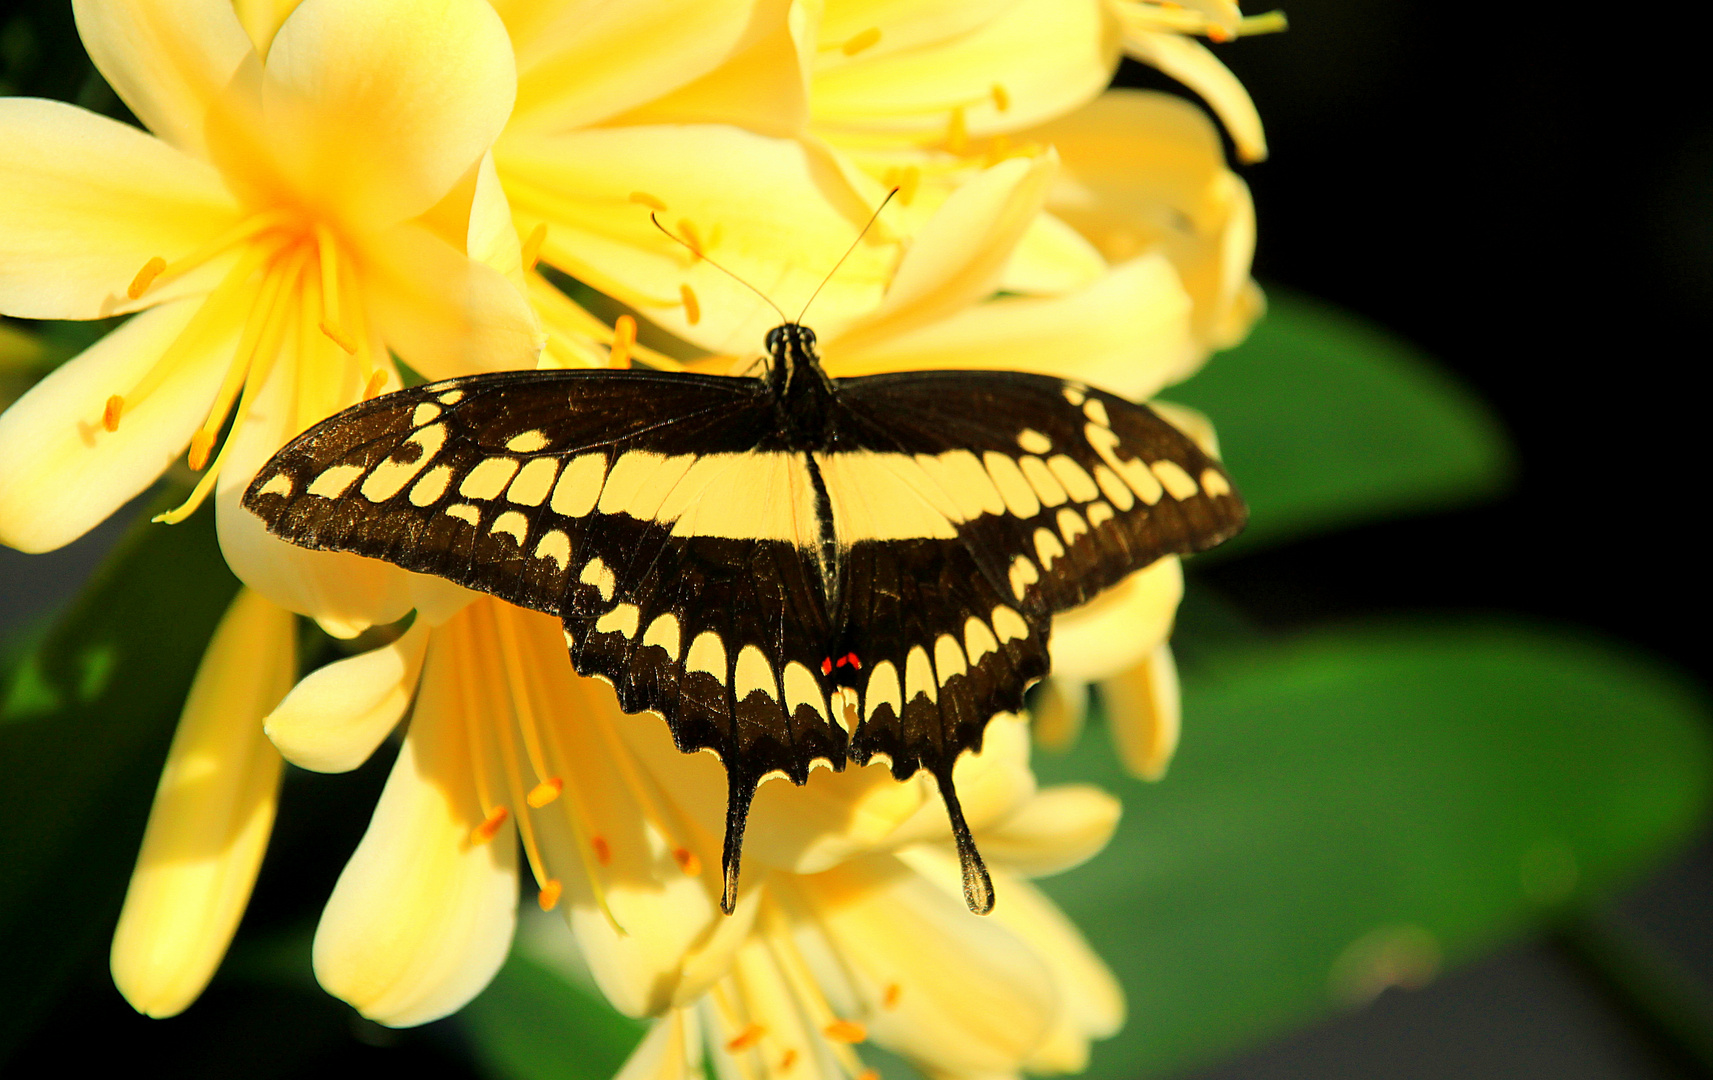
245,324,1246,913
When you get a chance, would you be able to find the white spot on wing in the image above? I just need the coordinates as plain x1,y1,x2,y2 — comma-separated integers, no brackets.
1034,527,1065,569
1056,507,1088,544
1083,398,1110,427
412,402,440,426
1009,555,1039,600
1200,468,1232,497
905,646,937,704
1047,455,1100,502
964,618,998,663
1150,459,1200,500
1062,384,1086,406
534,529,570,569
445,503,480,526
437,389,464,405
934,635,967,684
817,451,959,542
1086,501,1115,528
1092,463,1134,511
992,606,1029,644
916,450,1005,518
783,661,829,721
410,465,454,506
1018,455,1068,507
257,473,293,498
983,452,1040,519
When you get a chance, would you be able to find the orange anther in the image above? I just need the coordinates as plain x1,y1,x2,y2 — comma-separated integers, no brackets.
841,27,881,55
127,256,167,300
674,848,701,876
610,315,636,370
471,805,510,844
676,218,704,261
883,983,901,1008
779,1050,799,1071
991,83,1011,112
823,1020,866,1044
1207,25,1232,42
362,370,388,400
527,777,564,808
521,222,548,271
102,395,124,433
629,191,668,212
856,1070,879,1080
187,430,216,471
679,283,701,326
320,320,357,354
726,1024,767,1052
591,834,612,864
537,878,563,911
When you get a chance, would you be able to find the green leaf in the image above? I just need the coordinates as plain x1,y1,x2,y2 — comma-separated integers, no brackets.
1034,623,1712,1078
1166,290,1513,553
0,502,237,1056
462,948,649,1080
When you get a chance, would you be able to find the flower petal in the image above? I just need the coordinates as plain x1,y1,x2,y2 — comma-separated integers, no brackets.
616,1010,704,1080
498,126,896,351
357,219,543,382
501,0,791,134
262,0,516,227
265,618,430,773
829,253,1198,398
817,0,1019,62
71,0,254,160
787,854,1059,1075
1121,31,1266,163
608,0,811,138
0,299,238,553
833,153,1055,354
977,783,1119,877
110,588,292,1018
214,335,420,635
0,98,243,320
1101,641,1181,780
812,0,1118,142
1049,556,1182,682
313,630,519,1026
1027,89,1259,349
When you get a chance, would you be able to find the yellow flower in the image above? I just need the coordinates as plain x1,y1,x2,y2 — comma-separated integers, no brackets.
0,0,539,636
265,597,1036,1025
548,726,1124,1080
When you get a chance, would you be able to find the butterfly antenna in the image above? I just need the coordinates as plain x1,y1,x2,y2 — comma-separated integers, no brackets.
796,187,899,325
650,213,788,325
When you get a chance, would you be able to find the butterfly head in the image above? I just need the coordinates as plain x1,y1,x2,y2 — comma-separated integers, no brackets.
764,322,818,359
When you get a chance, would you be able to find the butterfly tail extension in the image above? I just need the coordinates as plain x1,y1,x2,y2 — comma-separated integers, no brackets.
932,759,994,915
720,764,761,914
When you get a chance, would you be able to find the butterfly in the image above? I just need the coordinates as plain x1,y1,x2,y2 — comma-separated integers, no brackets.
243,321,1247,914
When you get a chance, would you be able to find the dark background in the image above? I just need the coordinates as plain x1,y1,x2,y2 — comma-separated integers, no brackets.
3,0,1711,1076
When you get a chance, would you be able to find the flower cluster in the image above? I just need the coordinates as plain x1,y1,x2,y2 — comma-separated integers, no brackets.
0,1,1275,1076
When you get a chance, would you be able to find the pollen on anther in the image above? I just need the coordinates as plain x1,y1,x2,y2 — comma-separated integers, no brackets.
841,26,881,55
187,430,216,471
591,834,613,864
127,256,166,300
320,320,357,354
883,983,902,1008
680,283,701,325
674,847,702,876
779,1049,799,1071
471,806,510,844
610,315,636,369
726,1024,767,1052
527,777,563,807
629,191,667,212
991,83,1011,111
521,222,548,270
537,878,563,911
102,395,124,433
823,1020,867,1044
362,370,387,400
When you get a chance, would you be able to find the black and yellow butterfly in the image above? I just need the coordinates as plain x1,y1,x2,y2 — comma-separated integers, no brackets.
244,322,1246,914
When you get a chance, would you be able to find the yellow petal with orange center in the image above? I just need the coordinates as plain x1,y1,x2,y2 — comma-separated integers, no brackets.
313,629,519,1026
0,98,242,320
110,588,294,1018
261,0,517,228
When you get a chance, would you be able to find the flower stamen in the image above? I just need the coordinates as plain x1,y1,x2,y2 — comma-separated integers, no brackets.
521,223,548,271
945,107,968,155
628,191,668,212
129,208,298,301
527,777,564,807
679,284,701,326
610,315,636,369
537,878,563,911
823,1021,866,1044
187,430,216,471
674,847,702,876
676,219,704,262
102,395,124,433
471,805,510,844
841,27,881,56
127,257,168,301
726,1024,767,1052
363,371,387,400
990,83,1010,112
